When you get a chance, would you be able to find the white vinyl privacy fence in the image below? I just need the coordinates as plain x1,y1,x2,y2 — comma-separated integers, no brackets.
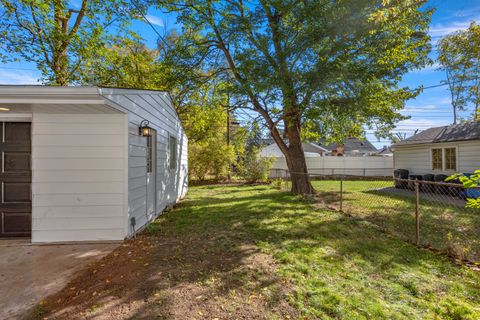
270,156,393,177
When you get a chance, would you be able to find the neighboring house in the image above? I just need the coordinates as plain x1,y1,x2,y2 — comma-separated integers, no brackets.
260,142,328,157
0,86,188,243
392,122,480,175
375,146,394,157
318,138,378,156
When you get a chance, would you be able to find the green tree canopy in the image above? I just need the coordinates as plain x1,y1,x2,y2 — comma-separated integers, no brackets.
181,81,247,180
438,22,480,123
156,0,432,194
447,170,480,208
80,31,168,89
79,32,246,180
0,0,137,85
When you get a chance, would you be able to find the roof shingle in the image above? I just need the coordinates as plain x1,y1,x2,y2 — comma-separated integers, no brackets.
393,122,480,146
318,138,377,153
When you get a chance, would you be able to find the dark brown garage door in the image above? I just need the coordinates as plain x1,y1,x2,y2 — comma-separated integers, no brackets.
0,122,31,238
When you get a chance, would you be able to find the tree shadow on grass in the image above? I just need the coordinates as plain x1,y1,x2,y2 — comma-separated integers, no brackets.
25,185,480,320
165,185,477,280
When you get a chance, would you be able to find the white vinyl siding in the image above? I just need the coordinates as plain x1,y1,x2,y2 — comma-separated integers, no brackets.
394,140,480,175
101,89,188,236
31,113,128,242
127,124,148,232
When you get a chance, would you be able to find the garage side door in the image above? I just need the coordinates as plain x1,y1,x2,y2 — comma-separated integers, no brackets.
0,122,31,237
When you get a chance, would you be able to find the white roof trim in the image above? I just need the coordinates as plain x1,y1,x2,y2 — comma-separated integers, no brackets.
0,113,32,121
0,85,100,95
0,85,177,115
0,98,106,104
0,86,103,105
99,87,169,95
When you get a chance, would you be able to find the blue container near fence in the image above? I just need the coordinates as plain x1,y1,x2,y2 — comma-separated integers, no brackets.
464,173,480,199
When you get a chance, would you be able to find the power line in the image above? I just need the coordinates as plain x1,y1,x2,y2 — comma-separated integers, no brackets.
130,1,170,48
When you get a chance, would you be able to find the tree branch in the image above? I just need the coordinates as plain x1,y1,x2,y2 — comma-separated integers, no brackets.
68,0,87,38
204,0,288,153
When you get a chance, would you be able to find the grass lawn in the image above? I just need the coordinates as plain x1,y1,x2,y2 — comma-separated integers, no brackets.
29,185,480,320
308,180,480,262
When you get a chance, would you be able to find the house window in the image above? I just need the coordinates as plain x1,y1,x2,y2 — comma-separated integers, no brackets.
444,147,457,171
432,148,442,170
431,147,457,171
169,135,177,170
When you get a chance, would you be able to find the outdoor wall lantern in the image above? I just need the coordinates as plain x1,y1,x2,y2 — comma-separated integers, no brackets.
139,120,153,137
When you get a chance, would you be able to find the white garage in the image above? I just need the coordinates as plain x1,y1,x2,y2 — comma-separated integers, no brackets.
0,86,188,243
393,122,480,176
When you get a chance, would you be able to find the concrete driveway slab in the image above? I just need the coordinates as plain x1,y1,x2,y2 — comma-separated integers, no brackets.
0,240,118,320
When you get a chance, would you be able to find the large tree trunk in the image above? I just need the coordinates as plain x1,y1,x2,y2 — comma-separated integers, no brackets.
284,137,315,195
52,1,70,86
52,50,69,85
271,116,314,195
475,84,479,121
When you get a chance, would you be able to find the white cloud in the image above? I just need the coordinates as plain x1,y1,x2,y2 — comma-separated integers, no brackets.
402,104,439,112
438,97,452,105
453,10,468,18
452,6,480,18
394,118,451,132
145,14,164,27
0,70,40,85
410,62,441,74
415,97,452,107
429,18,478,38
368,118,453,147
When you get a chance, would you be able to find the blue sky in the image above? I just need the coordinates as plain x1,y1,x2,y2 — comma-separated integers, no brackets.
385,0,480,148
0,1,479,148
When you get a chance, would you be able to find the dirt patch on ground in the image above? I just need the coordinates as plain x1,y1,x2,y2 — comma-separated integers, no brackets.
0,241,117,320
24,232,296,320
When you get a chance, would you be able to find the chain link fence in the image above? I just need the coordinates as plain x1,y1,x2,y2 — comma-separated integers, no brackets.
272,169,480,263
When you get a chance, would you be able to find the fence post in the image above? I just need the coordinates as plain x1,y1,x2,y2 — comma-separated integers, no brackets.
340,175,343,212
415,180,420,246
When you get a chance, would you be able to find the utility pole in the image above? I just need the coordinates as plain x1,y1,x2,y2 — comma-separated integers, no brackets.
226,96,239,181
227,107,231,148
226,91,232,181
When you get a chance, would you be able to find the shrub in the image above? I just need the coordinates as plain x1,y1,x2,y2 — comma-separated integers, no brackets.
447,170,480,208
237,148,274,183
189,141,234,181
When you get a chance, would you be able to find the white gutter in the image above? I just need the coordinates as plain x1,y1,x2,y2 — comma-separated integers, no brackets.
0,85,105,104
